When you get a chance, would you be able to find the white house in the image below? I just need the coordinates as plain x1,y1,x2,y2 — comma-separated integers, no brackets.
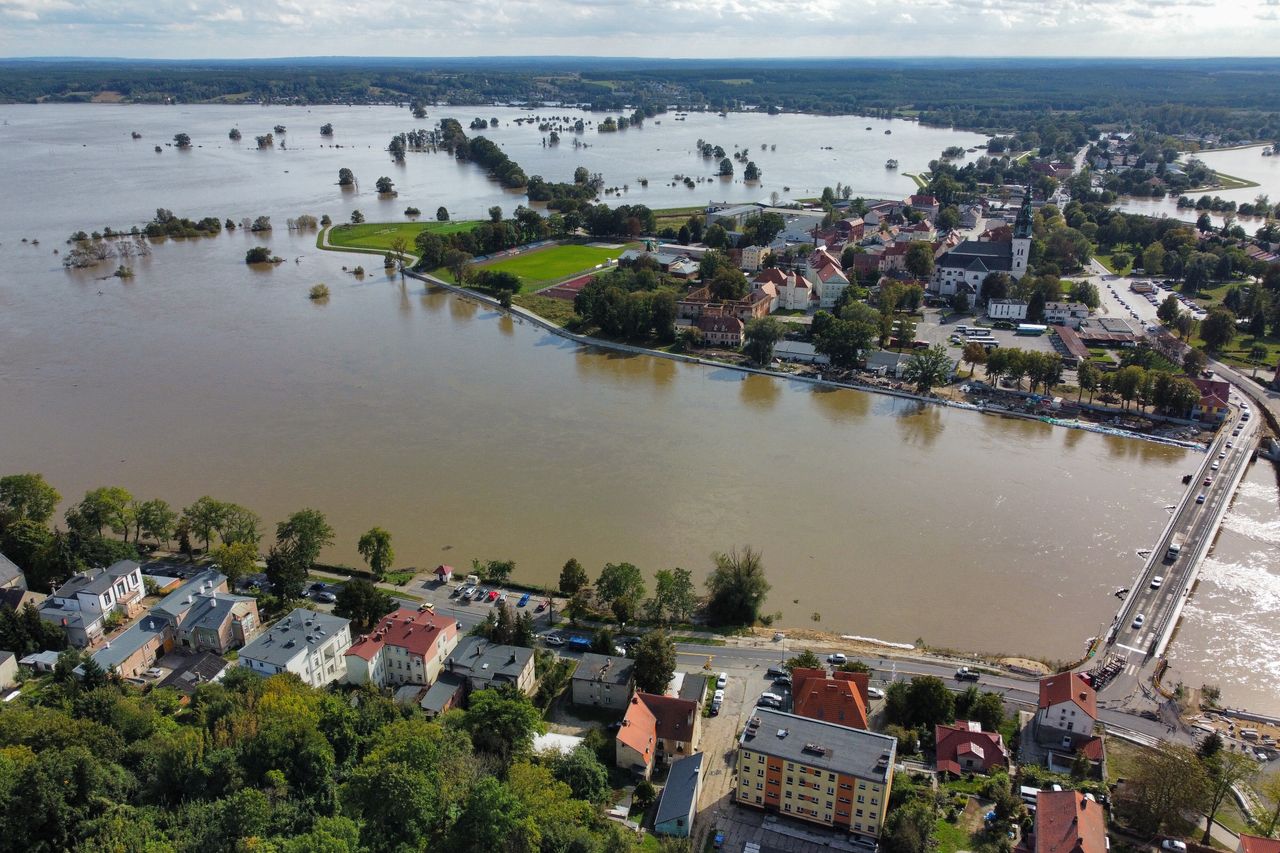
344,607,459,689
740,244,770,272
987,299,1029,321
239,609,352,688
777,271,817,311
1036,673,1097,744
39,560,146,647
1043,302,1090,329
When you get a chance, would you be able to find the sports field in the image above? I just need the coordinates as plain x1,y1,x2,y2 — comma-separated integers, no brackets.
326,220,480,253
479,243,630,290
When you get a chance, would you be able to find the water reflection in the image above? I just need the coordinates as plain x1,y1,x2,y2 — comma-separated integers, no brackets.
808,384,871,423
894,400,944,448
739,374,782,410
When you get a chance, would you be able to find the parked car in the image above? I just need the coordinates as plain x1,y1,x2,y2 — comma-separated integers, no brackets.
866,686,885,700
713,689,725,703
955,667,981,682
418,602,435,613
545,634,565,647
535,601,547,612
766,665,788,679
827,653,848,665
710,700,722,717
145,667,164,679
1161,841,1187,853
517,592,531,607
757,693,784,708
316,591,337,603
716,672,728,689
773,674,792,687
308,582,327,593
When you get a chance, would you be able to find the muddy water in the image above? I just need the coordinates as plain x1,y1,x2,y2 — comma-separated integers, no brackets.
0,101,1243,682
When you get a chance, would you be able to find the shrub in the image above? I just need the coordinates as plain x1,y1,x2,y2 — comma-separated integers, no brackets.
309,284,330,300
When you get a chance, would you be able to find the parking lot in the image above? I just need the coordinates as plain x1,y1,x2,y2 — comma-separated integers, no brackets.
916,309,1061,357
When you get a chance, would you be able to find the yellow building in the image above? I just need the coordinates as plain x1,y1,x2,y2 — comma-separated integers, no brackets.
735,709,896,844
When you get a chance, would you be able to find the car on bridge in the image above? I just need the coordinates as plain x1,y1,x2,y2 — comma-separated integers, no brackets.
955,667,981,682
1132,613,1146,629
1150,576,1164,589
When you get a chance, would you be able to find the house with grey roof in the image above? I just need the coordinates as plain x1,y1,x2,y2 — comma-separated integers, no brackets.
149,569,259,654
571,653,635,711
420,636,536,716
239,609,352,688
39,560,146,647
655,752,704,837
0,552,25,592
88,613,168,679
158,651,229,695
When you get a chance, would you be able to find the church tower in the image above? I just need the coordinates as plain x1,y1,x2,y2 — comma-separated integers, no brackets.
1011,187,1033,279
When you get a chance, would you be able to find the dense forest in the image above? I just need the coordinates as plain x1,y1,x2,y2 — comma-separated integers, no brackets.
4,58,1280,141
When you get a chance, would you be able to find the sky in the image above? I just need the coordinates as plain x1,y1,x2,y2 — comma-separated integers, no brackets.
0,0,1278,58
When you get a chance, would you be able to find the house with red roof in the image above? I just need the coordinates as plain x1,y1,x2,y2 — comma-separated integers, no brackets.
1238,835,1280,853
1036,672,1096,743
344,606,459,689
435,564,454,583
790,667,869,730
616,692,702,779
908,194,941,218
1190,378,1231,423
1028,791,1107,853
696,313,746,347
935,721,1010,775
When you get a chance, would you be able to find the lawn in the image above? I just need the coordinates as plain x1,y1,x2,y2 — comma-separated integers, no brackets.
511,292,578,327
1189,332,1280,372
479,243,632,290
326,220,480,253
1094,253,1134,275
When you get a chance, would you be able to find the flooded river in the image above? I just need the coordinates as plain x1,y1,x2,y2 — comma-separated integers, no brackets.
0,104,1274,708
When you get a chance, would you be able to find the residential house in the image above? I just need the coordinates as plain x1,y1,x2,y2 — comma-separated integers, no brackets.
344,606,460,688
1191,378,1231,423
419,635,536,716
741,244,771,272
1238,835,1280,853
39,560,147,647
959,205,983,229
836,217,865,242
932,191,1032,297
1028,791,1107,853
0,552,24,593
908,194,941,219
571,653,636,711
935,721,1010,775
898,221,937,242
655,752,704,838
735,708,896,844
150,570,259,654
88,613,169,679
697,313,746,347
790,668,869,730
1043,302,1090,329
987,299,1029,322
1036,672,1097,748
18,650,61,673
864,351,910,378
158,651,230,696
239,609,353,688
803,250,852,308
776,270,817,311
774,341,830,365
0,650,17,689
616,692,702,779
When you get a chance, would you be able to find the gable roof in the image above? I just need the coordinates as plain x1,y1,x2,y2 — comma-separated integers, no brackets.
0,552,22,588
1038,672,1097,719
1034,791,1107,853
1191,377,1231,409
621,692,699,754
1239,836,1280,853
151,569,228,622
655,752,704,827
572,653,635,687
346,607,456,661
791,668,868,729
935,721,1009,773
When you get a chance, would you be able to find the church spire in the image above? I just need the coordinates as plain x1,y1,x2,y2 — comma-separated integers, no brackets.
1014,186,1034,239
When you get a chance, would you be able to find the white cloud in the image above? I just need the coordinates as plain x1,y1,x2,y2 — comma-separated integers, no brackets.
0,0,1275,56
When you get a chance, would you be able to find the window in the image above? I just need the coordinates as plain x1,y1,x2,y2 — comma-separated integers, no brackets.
785,804,792,812
839,797,851,804
828,773,836,782
838,809,849,817
758,755,764,764
825,814,832,823
870,798,878,806
858,782,866,790
743,751,752,760
785,791,792,799
786,776,794,785
757,769,764,777
827,787,835,795
755,795,762,805
756,782,763,790
857,795,864,804
840,783,851,790
787,762,794,770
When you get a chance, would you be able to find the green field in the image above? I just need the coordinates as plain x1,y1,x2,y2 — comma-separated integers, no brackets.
479,243,631,290
326,220,480,253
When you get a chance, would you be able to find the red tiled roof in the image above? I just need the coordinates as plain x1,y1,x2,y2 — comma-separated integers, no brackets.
346,607,456,661
1240,836,1280,853
1038,672,1097,719
791,668,869,729
622,692,698,750
935,721,1009,773
1078,736,1104,761
1034,791,1107,853
754,268,788,285
1191,377,1231,409
697,314,744,334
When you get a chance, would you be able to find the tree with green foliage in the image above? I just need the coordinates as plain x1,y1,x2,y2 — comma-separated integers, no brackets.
0,472,60,530
785,649,822,672
337,167,355,187
1201,751,1257,844
70,485,134,540
554,745,611,805
633,629,677,693
1157,293,1182,326
461,687,542,767
275,508,334,570
134,498,177,548
904,242,935,279
903,344,953,395
744,317,785,365
595,562,645,606
182,496,226,554
559,557,588,595
705,546,770,626
962,341,988,377
1124,743,1208,836
648,567,698,624
335,578,396,631
356,527,394,580
1200,307,1237,351
210,540,258,588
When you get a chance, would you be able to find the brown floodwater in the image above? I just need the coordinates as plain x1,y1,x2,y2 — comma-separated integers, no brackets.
6,103,1272,709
